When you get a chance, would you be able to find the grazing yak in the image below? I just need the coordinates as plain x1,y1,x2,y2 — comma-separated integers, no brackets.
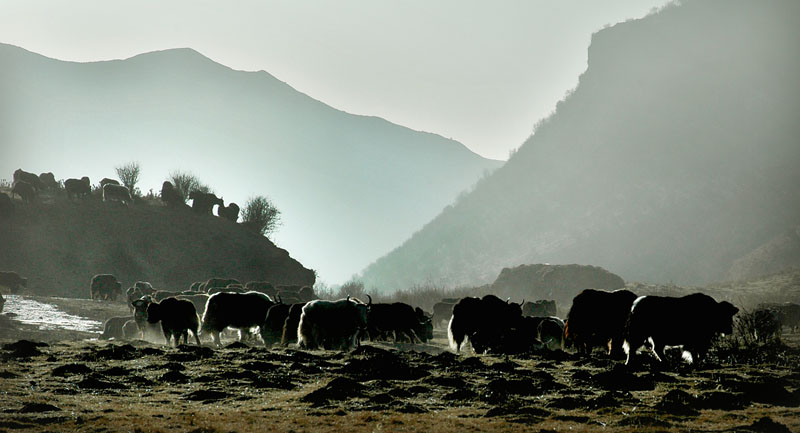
367,302,433,343
146,297,202,346
99,178,120,188
64,177,91,199
189,190,223,215
448,295,524,354
90,274,123,300
11,180,36,203
522,300,557,317
261,303,293,346
565,289,638,358
432,301,455,329
38,172,58,190
217,201,240,222
13,169,44,191
0,193,13,217
244,281,277,298
0,271,27,293
122,320,139,340
160,181,187,208
298,296,371,350
201,291,275,346
281,302,307,346
100,315,135,340
623,293,739,366
760,302,800,332
102,184,132,205
520,316,565,350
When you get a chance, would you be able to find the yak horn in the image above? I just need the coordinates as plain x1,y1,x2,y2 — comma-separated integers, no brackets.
366,294,372,306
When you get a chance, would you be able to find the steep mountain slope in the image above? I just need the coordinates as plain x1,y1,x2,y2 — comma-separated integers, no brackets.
0,45,500,284
0,191,315,297
361,0,800,291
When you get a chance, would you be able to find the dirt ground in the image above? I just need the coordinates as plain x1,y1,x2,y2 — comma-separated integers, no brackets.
1,296,799,432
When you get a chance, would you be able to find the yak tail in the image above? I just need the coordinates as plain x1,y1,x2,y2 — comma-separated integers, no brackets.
447,314,464,352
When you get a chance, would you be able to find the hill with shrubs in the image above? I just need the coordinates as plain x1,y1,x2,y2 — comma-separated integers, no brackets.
0,183,315,297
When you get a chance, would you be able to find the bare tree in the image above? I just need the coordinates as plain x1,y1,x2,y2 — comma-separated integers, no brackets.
242,196,281,237
115,161,141,196
168,171,211,203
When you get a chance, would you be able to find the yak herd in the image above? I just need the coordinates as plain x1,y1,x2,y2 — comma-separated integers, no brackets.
78,270,800,369
1,168,240,222
94,274,434,353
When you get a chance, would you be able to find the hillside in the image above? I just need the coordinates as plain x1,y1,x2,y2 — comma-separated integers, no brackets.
0,44,501,284
361,0,800,291
0,190,315,297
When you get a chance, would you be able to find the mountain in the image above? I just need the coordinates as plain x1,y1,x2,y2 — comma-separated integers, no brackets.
725,226,800,282
0,44,500,284
0,193,315,297
360,0,800,291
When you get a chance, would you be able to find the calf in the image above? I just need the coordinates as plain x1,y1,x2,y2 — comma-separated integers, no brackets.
260,303,292,346
623,293,738,366
102,184,132,205
122,320,139,340
100,315,134,340
146,297,202,346
90,274,123,300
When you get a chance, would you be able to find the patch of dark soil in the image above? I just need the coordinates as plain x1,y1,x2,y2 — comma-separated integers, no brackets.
547,396,586,409
193,374,219,383
99,366,131,376
538,349,573,362
166,346,214,362
432,351,460,366
698,391,749,410
552,415,591,423
218,370,258,381
125,375,154,386
77,375,125,390
2,340,48,358
406,385,431,395
425,375,468,388
14,415,69,425
484,405,550,419
592,365,655,391
250,375,295,390
646,371,680,383
159,370,190,384
586,392,620,409
224,341,250,350
184,389,230,402
17,403,61,413
528,370,557,383
139,347,164,356
617,415,671,428
724,378,799,407
573,356,614,369
458,357,488,371
491,359,521,372
159,362,186,371
443,388,478,402
388,388,413,399
733,416,792,433
656,389,699,416
301,377,366,407
367,392,396,405
52,363,92,377
286,350,323,363
0,420,34,429
0,370,19,378
82,344,140,361
571,370,592,382
397,403,427,414
241,361,275,372
340,351,428,381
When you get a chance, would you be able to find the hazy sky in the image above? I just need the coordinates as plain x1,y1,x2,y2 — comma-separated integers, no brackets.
0,0,670,160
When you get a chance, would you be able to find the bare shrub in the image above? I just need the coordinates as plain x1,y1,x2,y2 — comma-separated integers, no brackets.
241,196,281,237
115,161,141,196
168,171,211,203
337,279,366,299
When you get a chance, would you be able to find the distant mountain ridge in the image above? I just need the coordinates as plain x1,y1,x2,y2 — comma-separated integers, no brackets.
360,0,800,291
0,44,501,283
